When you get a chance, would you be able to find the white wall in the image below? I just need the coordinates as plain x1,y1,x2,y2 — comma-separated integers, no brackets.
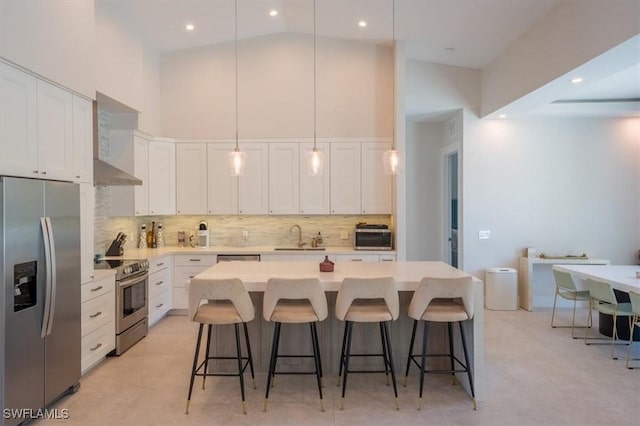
0,0,95,98
160,33,392,139
463,116,640,281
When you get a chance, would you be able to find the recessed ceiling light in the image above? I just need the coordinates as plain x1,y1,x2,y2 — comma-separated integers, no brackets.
185,23,195,31
498,114,507,119
358,20,367,28
269,9,278,17
570,77,583,84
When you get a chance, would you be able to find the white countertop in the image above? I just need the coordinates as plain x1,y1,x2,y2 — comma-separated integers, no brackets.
193,260,479,292
553,264,640,294
107,245,395,261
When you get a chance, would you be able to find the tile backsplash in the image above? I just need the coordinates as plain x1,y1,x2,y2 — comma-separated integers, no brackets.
94,109,391,255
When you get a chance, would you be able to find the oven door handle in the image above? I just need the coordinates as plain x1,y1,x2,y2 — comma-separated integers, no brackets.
118,273,148,288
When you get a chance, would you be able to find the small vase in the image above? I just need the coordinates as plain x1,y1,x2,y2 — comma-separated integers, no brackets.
319,256,334,272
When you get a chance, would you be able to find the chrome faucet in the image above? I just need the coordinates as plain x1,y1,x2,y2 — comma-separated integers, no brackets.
289,224,305,248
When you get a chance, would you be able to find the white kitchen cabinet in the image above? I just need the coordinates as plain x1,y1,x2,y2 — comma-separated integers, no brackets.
80,183,95,284
148,255,172,326
176,143,207,214
330,142,361,214
71,95,93,183
261,253,335,262
0,63,38,177
238,142,268,215
36,79,73,181
269,142,299,214
110,132,149,216
172,254,217,310
207,143,238,214
361,142,392,214
81,274,115,374
148,139,176,215
335,254,380,262
299,142,330,214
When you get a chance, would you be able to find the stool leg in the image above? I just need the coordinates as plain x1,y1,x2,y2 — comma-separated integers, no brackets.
458,321,476,410
337,321,348,386
264,322,280,412
404,319,417,387
202,324,213,390
234,324,247,414
271,321,282,388
340,321,353,410
186,323,204,414
310,322,325,412
243,322,256,389
379,322,390,385
418,321,428,411
312,321,324,385
382,321,399,410
447,322,455,385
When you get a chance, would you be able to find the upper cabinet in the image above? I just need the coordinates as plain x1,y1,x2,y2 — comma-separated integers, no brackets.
268,143,299,214
72,96,94,183
238,143,268,215
361,142,392,214
110,132,149,216
147,140,176,215
0,63,84,182
176,143,207,215
207,143,238,214
299,142,330,215
330,142,361,214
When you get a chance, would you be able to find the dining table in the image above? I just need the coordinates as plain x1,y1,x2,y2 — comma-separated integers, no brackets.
191,260,485,400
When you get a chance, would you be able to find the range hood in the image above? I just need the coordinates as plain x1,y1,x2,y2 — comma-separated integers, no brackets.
92,101,142,186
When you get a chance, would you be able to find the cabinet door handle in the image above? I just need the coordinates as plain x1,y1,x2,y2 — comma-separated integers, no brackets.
75,175,81,179
156,262,164,267
90,343,103,352
89,311,102,318
156,303,164,308
189,275,195,279
351,259,364,262
90,285,103,292
381,259,394,262
33,170,39,174
41,171,47,175
90,274,95,279
155,280,164,285
189,259,201,262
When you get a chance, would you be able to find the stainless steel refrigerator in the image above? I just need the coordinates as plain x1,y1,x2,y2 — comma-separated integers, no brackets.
1,176,81,426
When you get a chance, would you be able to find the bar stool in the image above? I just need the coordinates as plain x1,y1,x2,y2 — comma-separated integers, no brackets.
186,277,256,415
335,276,399,410
263,277,328,412
403,276,476,411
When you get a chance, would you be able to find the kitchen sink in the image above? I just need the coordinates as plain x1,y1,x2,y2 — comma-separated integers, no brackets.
273,247,326,251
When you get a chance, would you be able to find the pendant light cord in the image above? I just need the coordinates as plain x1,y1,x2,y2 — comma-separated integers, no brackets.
391,0,395,151
313,0,317,150
235,0,239,150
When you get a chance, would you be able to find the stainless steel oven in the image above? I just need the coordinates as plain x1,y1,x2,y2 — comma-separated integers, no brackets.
354,224,393,250
95,258,149,355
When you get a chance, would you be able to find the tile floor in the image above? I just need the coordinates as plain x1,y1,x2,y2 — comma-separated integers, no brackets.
41,308,639,426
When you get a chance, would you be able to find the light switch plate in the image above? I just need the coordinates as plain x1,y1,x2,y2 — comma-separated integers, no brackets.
479,230,490,240
340,231,349,240
242,230,248,240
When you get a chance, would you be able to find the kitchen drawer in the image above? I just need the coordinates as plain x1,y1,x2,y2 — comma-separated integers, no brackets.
335,254,380,262
81,274,114,303
81,323,115,375
174,254,217,267
379,254,396,262
149,267,171,299
173,267,208,288
149,290,172,326
173,287,189,310
149,255,171,275
81,292,114,337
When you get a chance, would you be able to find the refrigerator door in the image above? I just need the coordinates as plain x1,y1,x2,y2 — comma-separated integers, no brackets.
2,177,46,424
44,181,80,404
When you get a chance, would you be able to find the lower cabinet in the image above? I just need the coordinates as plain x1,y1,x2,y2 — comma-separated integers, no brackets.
172,254,217,310
148,255,172,326
335,254,396,262
81,274,115,375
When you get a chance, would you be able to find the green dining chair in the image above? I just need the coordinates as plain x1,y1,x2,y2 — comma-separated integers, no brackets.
583,278,634,359
550,270,592,338
625,290,640,369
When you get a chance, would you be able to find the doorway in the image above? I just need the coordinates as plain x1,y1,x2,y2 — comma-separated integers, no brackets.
442,146,459,268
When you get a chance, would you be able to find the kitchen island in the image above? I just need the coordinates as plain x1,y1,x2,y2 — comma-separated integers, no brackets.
191,261,484,400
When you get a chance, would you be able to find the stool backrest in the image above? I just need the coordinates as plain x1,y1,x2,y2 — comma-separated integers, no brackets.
263,277,328,321
553,270,577,292
335,276,398,321
583,278,617,305
188,277,255,322
408,276,474,320
630,291,640,316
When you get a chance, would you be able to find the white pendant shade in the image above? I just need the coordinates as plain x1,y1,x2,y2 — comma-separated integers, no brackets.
228,148,247,176
306,147,324,176
383,148,403,175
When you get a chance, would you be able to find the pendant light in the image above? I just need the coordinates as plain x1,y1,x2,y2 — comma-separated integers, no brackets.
383,0,404,175
228,0,247,176
306,0,324,176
